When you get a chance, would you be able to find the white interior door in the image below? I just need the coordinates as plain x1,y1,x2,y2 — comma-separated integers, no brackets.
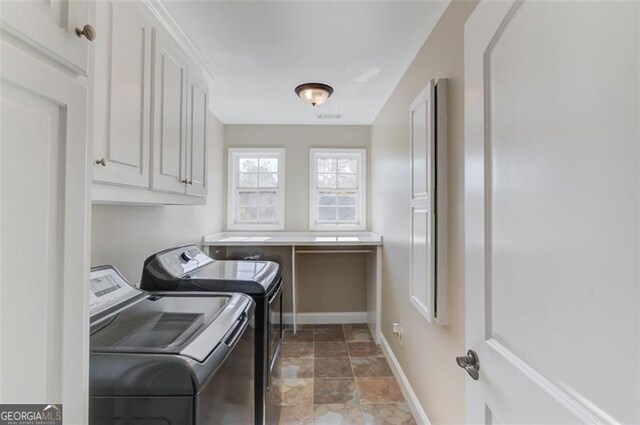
464,1,639,423
1,41,90,423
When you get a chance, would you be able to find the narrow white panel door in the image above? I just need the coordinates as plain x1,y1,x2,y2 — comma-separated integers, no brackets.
0,0,90,74
0,41,90,423
409,80,436,322
464,1,639,423
93,1,152,188
152,27,188,194
186,68,208,196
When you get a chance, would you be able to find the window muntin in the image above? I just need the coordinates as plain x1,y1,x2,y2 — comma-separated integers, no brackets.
310,149,366,230
228,149,285,230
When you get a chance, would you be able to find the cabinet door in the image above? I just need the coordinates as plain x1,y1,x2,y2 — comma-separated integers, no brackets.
151,27,188,194
92,2,152,189
1,41,90,423
0,0,90,74
186,68,208,196
409,80,436,322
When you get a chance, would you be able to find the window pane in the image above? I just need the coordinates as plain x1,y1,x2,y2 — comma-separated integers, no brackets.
237,207,258,221
319,194,337,206
317,173,337,188
259,191,277,206
338,195,356,206
258,206,277,222
258,172,278,188
238,191,259,206
338,207,356,221
259,158,278,172
337,173,357,189
317,158,336,173
318,207,337,221
337,158,357,174
239,158,258,172
238,172,258,187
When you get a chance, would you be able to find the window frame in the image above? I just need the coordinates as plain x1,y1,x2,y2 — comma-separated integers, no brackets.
309,148,367,231
227,147,286,231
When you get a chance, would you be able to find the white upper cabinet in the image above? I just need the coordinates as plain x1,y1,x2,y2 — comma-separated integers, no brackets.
92,2,152,189
186,68,208,196
151,26,190,194
90,1,213,204
0,0,91,75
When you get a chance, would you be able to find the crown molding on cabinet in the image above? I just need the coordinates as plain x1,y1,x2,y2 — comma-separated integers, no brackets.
142,0,216,82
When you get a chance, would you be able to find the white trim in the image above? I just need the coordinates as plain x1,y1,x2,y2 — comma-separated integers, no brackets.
227,148,286,231
309,148,367,231
142,0,216,81
379,333,431,425
282,311,368,325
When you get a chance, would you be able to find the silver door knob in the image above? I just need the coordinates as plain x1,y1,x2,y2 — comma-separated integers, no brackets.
75,24,96,41
95,158,107,167
456,349,480,380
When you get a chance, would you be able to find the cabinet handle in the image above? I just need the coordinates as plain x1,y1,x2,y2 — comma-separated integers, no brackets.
95,158,107,167
181,179,188,184
75,24,96,41
188,180,193,185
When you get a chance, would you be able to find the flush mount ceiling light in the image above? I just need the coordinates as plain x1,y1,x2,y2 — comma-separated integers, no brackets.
295,83,333,107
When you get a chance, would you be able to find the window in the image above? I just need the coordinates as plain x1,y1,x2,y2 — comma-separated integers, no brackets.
227,148,285,230
309,149,366,231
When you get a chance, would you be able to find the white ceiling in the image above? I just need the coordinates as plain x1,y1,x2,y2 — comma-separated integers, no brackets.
162,1,450,125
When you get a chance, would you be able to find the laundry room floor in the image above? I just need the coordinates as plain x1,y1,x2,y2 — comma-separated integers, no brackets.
271,324,417,425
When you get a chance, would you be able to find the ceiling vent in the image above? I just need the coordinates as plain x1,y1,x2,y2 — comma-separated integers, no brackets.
316,113,343,120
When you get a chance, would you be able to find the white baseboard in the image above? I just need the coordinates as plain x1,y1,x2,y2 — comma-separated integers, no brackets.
283,311,368,325
378,332,431,425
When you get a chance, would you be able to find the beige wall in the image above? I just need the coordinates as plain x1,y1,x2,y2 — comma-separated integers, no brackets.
224,125,370,231
91,113,225,283
370,1,477,423
223,125,371,313
209,245,368,314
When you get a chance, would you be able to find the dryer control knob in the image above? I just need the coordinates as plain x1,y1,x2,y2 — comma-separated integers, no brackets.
180,251,193,263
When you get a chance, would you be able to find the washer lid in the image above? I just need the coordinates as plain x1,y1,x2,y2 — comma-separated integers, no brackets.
90,292,247,362
140,245,282,295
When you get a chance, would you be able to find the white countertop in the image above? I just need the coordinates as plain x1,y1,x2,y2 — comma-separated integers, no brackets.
203,231,383,247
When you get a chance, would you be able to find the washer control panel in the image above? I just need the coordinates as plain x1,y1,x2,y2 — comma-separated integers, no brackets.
90,266,140,317
156,245,213,278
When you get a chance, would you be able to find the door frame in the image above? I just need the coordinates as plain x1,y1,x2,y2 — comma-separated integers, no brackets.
1,40,91,423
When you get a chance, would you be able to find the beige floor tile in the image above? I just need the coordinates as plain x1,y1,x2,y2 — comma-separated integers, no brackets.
314,378,360,405
282,342,314,359
278,358,314,379
350,357,392,377
347,342,383,357
278,405,314,425
355,377,405,403
315,357,352,378
315,342,348,358
314,404,364,425
273,378,314,406
361,403,416,425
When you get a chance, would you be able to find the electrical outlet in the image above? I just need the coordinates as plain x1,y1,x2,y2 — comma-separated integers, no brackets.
392,323,403,345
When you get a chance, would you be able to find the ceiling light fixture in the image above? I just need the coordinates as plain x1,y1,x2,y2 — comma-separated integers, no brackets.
295,83,333,107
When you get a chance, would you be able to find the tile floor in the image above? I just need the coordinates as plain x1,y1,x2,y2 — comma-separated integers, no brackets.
270,324,417,425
